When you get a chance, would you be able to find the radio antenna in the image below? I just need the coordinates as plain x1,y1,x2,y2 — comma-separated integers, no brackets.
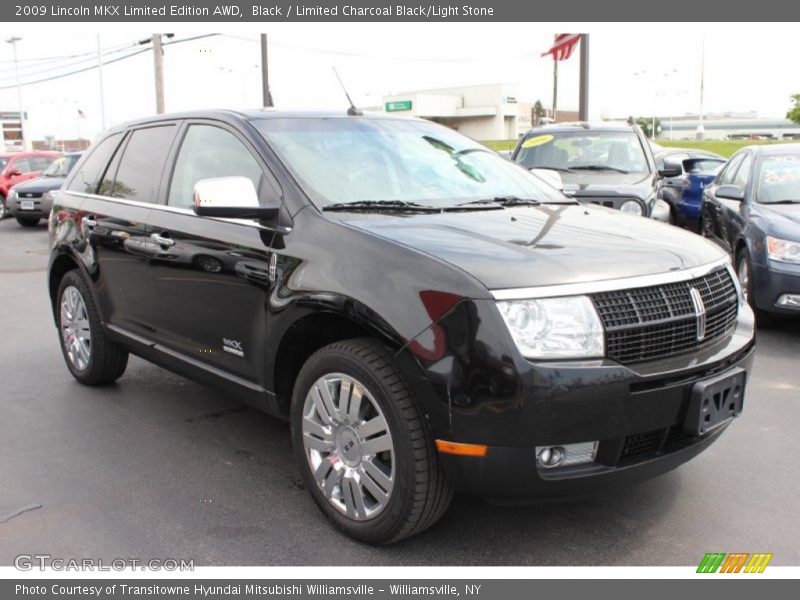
333,67,363,116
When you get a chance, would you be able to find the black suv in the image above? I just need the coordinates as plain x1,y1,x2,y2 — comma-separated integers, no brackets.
48,110,754,544
512,121,674,220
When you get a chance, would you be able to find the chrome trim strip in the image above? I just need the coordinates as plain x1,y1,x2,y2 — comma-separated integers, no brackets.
62,190,288,231
491,257,731,300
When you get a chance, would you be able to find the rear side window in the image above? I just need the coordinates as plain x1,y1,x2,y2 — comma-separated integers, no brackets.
108,126,176,204
167,124,270,209
67,133,123,194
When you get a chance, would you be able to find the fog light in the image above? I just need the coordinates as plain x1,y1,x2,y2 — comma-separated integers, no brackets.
537,446,565,468
536,441,598,469
776,294,800,309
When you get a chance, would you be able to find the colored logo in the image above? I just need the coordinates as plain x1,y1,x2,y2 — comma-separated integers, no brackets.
697,552,773,573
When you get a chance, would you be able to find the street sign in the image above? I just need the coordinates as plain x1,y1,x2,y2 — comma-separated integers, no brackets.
385,100,412,112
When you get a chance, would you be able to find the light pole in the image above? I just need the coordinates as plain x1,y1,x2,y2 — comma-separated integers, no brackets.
5,36,29,151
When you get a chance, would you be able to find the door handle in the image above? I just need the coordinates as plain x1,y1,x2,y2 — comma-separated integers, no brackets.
150,232,176,247
83,216,97,228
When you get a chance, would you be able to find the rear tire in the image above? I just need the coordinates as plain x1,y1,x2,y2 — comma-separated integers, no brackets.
56,270,129,385
291,338,452,544
16,216,40,227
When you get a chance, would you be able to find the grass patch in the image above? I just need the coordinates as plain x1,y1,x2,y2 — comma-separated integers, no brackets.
655,139,798,158
481,138,797,158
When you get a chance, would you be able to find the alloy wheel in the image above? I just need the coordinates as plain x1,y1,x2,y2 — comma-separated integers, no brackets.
60,285,92,371
738,256,750,305
301,373,395,521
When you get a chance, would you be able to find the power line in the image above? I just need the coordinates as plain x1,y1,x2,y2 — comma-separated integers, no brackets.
0,34,220,90
0,42,131,74
0,43,139,81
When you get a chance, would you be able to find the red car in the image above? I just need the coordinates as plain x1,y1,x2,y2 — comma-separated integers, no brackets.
0,151,61,219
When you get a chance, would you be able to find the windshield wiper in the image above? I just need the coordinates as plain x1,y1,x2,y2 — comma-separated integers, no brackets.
456,196,542,208
570,164,630,174
763,199,800,204
533,165,574,173
322,200,439,212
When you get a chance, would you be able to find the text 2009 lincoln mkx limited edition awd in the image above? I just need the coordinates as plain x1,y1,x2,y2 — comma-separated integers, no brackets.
47,111,755,544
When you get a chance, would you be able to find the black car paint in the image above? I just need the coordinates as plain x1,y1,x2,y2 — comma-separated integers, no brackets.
701,145,800,314
49,110,755,499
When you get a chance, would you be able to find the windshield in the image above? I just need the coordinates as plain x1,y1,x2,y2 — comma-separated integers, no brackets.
252,117,568,208
42,154,80,177
757,154,800,204
515,130,650,174
0,157,8,170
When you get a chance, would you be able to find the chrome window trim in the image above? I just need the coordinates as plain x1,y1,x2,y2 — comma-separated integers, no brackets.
61,190,275,229
491,257,733,300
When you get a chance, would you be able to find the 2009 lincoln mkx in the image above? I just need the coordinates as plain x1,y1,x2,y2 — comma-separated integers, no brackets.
47,110,755,543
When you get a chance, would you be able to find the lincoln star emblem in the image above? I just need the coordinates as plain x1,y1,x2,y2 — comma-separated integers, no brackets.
689,287,707,341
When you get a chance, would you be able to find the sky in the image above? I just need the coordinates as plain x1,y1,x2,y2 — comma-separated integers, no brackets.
1,23,798,142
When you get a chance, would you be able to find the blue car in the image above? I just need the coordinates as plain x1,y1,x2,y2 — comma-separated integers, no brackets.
680,157,726,231
701,144,800,319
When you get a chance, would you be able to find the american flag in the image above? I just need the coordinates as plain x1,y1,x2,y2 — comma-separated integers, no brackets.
541,34,582,61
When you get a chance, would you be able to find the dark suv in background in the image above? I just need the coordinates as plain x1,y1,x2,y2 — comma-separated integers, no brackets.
512,121,672,221
49,110,754,544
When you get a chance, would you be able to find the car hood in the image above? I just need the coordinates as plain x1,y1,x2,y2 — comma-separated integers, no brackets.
559,171,654,198
11,176,65,194
336,204,726,291
755,203,800,235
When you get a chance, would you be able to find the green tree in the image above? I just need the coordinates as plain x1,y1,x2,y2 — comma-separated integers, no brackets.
636,117,662,139
786,94,800,124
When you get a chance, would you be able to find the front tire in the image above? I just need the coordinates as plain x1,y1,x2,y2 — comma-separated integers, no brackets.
56,270,129,385
0,196,7,219
291,338,452,544
737,249,772,326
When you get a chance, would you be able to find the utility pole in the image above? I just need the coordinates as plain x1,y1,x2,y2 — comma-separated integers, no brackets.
152,33,165,114
697,36,705,140
260,33,272,107
551,59,558,122
578,34,589,121
96,34,106,129
6,36,29,151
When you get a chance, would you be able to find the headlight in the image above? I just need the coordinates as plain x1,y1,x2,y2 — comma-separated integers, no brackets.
496,296,605,359
620,199,643,216
767,236,800,265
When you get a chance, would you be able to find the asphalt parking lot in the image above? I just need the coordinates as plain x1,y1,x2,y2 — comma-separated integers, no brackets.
0,217,798,566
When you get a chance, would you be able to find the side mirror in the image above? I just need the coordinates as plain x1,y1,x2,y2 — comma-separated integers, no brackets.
7,168,22,177
530,167,564,191
192,176,280,221
715,184,745,202
657,160,682,178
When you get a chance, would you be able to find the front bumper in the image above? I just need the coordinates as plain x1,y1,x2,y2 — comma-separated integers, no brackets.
7,194,51,218
752,259,800,314
408,297,755,500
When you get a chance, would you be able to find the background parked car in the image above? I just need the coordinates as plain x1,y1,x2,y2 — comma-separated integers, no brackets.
701,144,800,320
0,151,62,219
655,148,726,227
679,158,727,232
511,121,672,221
6,152,82,227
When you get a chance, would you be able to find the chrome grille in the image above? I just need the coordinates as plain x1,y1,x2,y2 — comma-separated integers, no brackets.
592,268,738,364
